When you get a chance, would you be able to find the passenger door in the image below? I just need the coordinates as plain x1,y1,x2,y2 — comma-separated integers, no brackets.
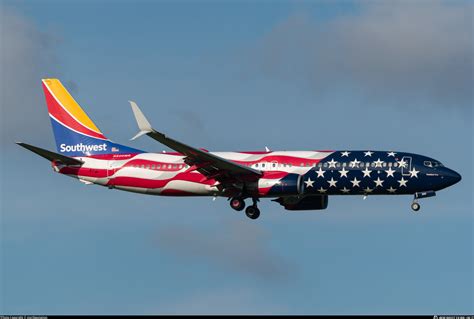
401,156,412,176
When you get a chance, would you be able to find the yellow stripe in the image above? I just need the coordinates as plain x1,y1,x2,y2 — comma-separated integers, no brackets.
42,78,103,134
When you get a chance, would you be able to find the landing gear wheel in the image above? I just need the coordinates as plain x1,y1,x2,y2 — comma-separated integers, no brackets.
245,206,260,220
411,202,421,212
230,198,245,211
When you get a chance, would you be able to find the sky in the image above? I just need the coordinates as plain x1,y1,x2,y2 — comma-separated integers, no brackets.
1,0,473,315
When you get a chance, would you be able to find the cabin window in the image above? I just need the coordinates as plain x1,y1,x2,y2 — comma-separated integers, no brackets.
157,164,161,169
394,163,398,168
323,163,328,168
151,165,155,170
168,164,172,169
272,163,277,168
388,162,393,167
383,163,387,167
141,164,145,169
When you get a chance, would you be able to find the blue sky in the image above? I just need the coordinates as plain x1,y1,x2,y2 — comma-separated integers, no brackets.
1,0,473,314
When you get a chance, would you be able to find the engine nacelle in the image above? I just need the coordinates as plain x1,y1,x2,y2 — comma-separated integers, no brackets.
274,195,328,211
258,173,301,197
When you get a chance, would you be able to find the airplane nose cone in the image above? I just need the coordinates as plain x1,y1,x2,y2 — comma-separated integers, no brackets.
443,168,462,186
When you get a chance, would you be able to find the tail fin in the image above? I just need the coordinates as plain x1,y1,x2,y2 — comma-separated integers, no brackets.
42,79,142,157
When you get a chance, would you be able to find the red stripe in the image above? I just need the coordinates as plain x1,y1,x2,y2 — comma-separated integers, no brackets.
43,83,107,140
60,166,109,178
238,151,271,154
262,171,290,179
109,171,216,189
111,176,170,188
86,153,139,160
257,187,272,196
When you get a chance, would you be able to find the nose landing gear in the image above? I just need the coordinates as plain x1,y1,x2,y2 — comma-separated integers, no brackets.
411,191,436,212
411,201,421,212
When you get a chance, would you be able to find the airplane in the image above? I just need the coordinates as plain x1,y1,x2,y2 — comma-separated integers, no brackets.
17,79,462,220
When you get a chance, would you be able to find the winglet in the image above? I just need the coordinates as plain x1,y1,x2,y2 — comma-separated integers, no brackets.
129,101,153,140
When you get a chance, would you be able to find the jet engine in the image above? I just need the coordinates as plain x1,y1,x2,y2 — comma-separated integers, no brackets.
273,195,328,211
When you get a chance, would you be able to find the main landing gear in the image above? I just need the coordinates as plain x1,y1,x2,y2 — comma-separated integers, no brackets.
230,197,245,211
229,197,260,220
245,205,260,220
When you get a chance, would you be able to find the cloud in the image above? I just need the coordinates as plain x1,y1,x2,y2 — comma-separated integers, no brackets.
155,287,289,315
152,219,292,282
0,6,61,147
252,1,473,111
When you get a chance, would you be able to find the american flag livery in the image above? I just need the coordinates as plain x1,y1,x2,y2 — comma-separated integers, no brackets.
17,79,462,220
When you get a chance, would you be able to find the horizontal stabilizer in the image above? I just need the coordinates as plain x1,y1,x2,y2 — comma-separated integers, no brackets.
16,142,84,166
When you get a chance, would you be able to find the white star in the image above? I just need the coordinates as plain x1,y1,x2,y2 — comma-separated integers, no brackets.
398,177,408,187
362,167,372,178
327,158,338,168
385,167,396,177
350,177,361,187
374,158,384,168
340,187,350,193
316,167,325,178
341,151,350,157
349,158,361,168
339,167,349,178
409,167,420,178
364,151,374,157
397,159,408,168
327,177,338,188
318,187,327,193
364,186,373,193
387,186,397,193
387,151,397,157
374,177,384,187
304,177,314,188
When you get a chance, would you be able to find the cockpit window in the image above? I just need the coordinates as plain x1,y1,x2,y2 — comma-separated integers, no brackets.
424,161,443,168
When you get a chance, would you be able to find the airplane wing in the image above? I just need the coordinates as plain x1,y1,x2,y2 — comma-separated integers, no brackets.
128,101,262,193
16,142,84,166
